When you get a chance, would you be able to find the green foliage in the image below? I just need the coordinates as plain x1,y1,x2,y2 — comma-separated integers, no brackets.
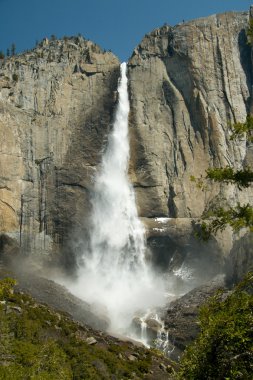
229,115,253,142
12,73,18,82
178,272,253,380
247,18,253,46
206,167,253,189
193,115,253,237
201,164,253,236
0,277,16,299
190,175,207,191
0,51,4,59
197,203,253,240
11,43,16,56
0,277,165,379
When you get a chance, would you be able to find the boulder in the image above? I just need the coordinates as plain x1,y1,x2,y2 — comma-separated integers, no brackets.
86,336,97,345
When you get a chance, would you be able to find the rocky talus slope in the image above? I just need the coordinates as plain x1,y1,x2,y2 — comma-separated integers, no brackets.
0,276,176,379
0,36,119,265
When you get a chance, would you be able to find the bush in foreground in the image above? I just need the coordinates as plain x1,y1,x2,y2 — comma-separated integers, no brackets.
178,272,253,380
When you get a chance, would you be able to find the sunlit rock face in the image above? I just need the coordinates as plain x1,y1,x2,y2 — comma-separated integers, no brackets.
0,37,120,264
128,10,253,274
0,11,253,280
128,11,252,219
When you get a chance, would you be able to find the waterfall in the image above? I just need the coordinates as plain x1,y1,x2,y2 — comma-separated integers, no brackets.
88,62,147,279
140,318,148,346
67,62,165,334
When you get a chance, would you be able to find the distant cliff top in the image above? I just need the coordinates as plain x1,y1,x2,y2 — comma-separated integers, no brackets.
0,35,119,68
130,10,249,61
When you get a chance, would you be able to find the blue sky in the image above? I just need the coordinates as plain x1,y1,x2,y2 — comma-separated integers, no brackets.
0,0,252,61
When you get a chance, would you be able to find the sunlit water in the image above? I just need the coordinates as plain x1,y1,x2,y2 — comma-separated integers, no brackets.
65,63,167,337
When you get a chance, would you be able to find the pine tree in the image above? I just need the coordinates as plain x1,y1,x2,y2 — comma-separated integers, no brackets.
11,43,16,56
195,116,253,240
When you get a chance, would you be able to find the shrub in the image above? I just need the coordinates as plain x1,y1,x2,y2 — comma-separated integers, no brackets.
12,73,18,82
178,272,253,380
0,277,16,299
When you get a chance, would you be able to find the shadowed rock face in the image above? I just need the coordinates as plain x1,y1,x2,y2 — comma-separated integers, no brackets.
128,10,253,276
0,37,120,267
225,232,253,285
163,274,228,361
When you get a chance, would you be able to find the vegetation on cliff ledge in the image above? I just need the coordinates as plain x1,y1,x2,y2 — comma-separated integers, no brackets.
191,115,253,240
178,272,253,380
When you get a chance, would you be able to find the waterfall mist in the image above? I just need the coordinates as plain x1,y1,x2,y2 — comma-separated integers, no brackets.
65,62,166,334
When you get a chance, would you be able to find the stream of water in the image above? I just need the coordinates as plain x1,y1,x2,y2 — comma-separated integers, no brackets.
67,62,167,341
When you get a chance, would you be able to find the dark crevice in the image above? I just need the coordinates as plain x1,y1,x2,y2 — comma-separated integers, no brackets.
216,37,236,122
133,184,161,189
58,183,88,191
168,184,177,218
238,29,253,113
179,141,187,171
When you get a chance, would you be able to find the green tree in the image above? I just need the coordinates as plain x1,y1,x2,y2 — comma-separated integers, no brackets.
12,73,18,82
247,18,253,45
0,278,16,300
11,43,16,56
193,115,253,240
178,272,253,380
0,51,5,59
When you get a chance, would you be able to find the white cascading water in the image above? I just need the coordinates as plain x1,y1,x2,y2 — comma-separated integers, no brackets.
67,62,166,334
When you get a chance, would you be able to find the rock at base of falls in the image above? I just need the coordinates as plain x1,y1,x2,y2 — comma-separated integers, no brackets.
163,274,228,361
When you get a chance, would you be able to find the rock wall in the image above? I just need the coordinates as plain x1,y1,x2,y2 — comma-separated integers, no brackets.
225,232,253,285
0,11,252,279
128,10,253,277
0,36,120,266
128,10,252,218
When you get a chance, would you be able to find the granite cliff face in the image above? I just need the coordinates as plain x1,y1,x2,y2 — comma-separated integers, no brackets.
0,11,252,278
0,36,120,265
128,10,253,277
128,11,252,219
